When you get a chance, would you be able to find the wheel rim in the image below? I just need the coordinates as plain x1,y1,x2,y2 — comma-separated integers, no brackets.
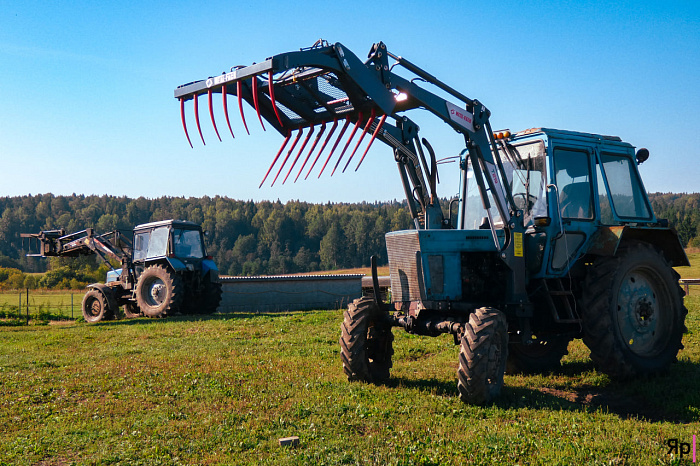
616,267,672,358
143,277,167,306
86,297,101,318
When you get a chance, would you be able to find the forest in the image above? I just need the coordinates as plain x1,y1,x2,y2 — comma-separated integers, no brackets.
0,192,697,289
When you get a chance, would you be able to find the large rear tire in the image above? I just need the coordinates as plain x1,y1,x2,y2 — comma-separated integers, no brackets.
581,242,687,379
199,281,222,315
457,307,508,405
82,289,114,323
340,297,394,384
136,265,183,318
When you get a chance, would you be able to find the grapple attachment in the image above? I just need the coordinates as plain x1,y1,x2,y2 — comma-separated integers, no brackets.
174,41,401,186
174,37,494,232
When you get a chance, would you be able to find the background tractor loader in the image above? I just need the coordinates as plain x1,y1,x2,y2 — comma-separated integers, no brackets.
23,220,222,322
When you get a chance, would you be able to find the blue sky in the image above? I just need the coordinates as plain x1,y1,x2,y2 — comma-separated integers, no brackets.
1,0,698,203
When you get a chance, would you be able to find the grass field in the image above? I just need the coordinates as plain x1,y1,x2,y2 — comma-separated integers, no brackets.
0,295,698,464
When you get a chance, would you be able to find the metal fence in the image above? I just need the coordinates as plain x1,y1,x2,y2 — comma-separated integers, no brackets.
0,289,80,321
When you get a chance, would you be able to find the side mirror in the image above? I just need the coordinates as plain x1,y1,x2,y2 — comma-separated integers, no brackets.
636,148,650,164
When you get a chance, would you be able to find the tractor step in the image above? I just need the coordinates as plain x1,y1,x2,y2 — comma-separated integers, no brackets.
542,279,582,324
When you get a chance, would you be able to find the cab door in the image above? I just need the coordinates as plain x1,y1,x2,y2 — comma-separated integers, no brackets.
546,145,596,274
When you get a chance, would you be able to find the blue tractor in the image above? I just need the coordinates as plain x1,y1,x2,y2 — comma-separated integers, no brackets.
175,40,688,403
23,220,222,322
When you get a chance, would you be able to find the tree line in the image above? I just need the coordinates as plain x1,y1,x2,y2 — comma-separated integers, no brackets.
0,192,696,290
0,194,414,288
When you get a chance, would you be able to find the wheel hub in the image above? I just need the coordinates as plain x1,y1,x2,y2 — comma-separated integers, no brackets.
149,282,166,304
616,270,667,356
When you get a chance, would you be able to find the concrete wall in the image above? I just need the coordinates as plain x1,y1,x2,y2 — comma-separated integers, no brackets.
219,274,363,313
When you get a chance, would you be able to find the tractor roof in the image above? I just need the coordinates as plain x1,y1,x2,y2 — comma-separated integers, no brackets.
133,219,201,231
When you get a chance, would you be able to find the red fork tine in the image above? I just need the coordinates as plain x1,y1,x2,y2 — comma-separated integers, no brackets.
306,119,338,180
237,81,250,135
222,84,234,138
295,121,326,182
331,112,363,176
259,129,291,188
180,98,193,148
343,109,376,173
283,125,314,184
318,116,351,178
355,114,388,171
193,93,205,145
271,128,304,187
268,71,284,128
208,90,222,142
251,76,266,131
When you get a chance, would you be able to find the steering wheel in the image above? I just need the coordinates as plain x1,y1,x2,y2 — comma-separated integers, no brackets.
513,193,537,211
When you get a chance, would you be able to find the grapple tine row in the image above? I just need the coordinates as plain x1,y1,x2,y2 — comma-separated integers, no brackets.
331,112,363,176
180,98,193,148
237,81,250,135
271,128,304,187
295,121,326,183
318,116,351,178
306,119,338,180
283,125,314,184
208,90,222,142
259,129,291,188
222,84,235,138
343,109,376,173
194,93,205,145
251,77,266,131
355,114,388,171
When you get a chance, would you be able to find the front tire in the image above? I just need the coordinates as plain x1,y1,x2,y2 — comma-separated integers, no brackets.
340,297,394,384
82,289,114,323
457,307,508,405
136,265,183,318
581,242,687,379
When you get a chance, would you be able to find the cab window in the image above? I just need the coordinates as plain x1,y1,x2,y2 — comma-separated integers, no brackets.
599,153,651,219
554,148,593,220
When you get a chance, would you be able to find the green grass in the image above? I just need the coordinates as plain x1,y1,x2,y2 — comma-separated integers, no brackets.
1,297,699,465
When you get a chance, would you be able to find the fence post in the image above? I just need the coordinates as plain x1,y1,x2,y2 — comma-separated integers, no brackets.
71,293,74,319
26,288,29,323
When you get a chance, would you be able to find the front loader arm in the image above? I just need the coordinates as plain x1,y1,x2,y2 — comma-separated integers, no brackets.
174,40,514,230
22,229,130,270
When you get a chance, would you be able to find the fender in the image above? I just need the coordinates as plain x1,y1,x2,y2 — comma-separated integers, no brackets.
86,283,118,313
587,225,690,266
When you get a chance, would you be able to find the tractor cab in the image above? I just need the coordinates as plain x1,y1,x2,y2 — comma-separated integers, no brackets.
132,220,207,266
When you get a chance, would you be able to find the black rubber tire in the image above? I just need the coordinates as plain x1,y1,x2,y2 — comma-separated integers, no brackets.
82,289,113,323
199,281,223,315
581,242,687,379
135,265,183,318
340,297,394,384
457,307,508,405
124,302,141,318
506,336,572,374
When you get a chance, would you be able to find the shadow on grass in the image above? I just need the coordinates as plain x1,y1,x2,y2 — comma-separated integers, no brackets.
388,360,700,424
